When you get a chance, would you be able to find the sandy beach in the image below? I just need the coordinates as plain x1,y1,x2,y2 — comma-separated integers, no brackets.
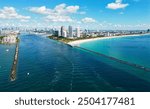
68,33,150,46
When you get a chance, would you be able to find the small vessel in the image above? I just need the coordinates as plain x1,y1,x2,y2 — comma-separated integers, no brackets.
6,49,9,52
27,73,30,76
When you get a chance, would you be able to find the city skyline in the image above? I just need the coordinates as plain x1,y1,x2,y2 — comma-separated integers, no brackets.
0,0,150,30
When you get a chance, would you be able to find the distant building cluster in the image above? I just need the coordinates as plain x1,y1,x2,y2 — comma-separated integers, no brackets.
0,27,150,43
51,27,150,38
20,26,150,39
59,26,80,38
0,29,19,44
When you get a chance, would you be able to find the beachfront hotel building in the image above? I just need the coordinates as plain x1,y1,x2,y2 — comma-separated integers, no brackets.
60,26,67,37
68,26,73,38
76,27,80,38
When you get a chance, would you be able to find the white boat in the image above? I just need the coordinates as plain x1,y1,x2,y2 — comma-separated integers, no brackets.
6,49,9,52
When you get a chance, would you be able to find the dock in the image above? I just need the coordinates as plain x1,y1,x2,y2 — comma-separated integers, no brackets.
10,43,19,81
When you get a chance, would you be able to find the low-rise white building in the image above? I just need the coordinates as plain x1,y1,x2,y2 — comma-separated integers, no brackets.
2,34,17,44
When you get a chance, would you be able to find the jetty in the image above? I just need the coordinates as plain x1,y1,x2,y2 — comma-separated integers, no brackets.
10,43,19,81
76,46,150,72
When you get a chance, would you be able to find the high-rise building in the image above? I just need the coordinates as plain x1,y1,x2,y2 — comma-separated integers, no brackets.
76,27,80,38
63,30,67,37
58,29,61,36
60,26,67,37
54,30,59,37
61,26,65,37
68,26,73,38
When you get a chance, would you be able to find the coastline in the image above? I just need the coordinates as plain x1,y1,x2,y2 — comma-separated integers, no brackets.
68,33,150,46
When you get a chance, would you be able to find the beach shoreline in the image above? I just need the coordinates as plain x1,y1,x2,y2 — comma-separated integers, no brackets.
68,33,150,46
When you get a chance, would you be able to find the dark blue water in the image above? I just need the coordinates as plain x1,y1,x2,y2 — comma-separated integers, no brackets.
0,34,150,92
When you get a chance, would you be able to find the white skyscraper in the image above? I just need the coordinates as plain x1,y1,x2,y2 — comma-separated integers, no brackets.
61,26,65,36
60,26,67,37
76,27,80,38
68,26,73,38
63,30,67,37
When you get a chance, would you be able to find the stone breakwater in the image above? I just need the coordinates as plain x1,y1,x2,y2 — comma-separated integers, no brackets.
10,43,19,81
75,46,150,72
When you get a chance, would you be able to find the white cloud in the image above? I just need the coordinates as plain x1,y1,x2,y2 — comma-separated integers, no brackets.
29,6,52,15
0,7,30,20
54,3,66,14
29,4,79,15
81,17,96,23
20,19,29,22
46,15,73,22
106,0,129,10
66,5,79,13
29,4,80,22
54,4,79,15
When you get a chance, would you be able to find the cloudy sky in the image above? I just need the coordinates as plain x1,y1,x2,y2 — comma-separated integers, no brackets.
0,0,149,30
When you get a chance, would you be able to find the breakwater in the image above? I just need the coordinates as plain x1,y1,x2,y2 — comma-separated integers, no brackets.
10,43,19,81
75,46,150,72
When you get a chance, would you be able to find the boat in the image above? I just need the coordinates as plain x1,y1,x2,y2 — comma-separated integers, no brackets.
6,49,9,52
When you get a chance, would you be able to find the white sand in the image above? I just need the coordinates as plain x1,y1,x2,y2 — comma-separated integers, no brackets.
68,34,149,46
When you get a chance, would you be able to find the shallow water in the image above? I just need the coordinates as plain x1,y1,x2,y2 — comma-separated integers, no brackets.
80,35,150,68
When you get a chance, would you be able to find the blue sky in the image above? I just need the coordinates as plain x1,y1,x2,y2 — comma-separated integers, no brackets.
0,0,149,30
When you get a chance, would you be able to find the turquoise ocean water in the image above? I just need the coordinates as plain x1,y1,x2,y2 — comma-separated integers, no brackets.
80,35,150,69
0,34,150,92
